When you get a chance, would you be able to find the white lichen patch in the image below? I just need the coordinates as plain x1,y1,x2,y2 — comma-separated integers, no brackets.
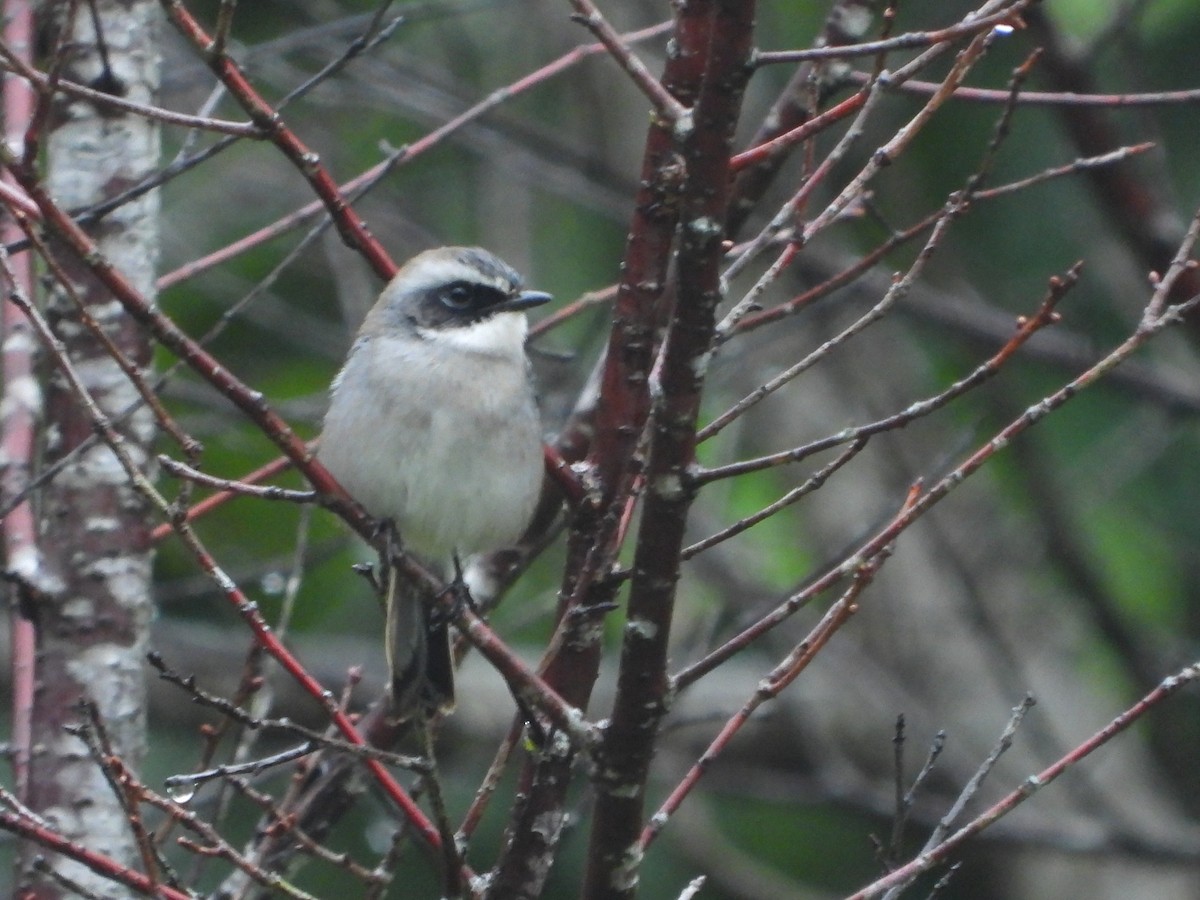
7,544,41,581
625,617,659,640
549,728,573,758
3,328,36,354
609,781,642,799
0,374,43,417
86,299,128,324
611,843,644,891
79,555,152,610
835,3,874,36
61,595,96,622
85,516,122,534
65,642,148,723
686,216,722,241
531,809,565,842
72,356,143,408
56,446,131,487
651,472,686,501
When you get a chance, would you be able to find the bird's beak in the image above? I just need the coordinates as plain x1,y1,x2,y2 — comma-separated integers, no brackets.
494,290,553,314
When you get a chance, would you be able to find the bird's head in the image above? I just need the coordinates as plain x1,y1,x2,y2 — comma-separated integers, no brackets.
365,247,551,350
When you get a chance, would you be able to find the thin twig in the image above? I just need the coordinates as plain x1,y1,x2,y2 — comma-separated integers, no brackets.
568,0,685,123
752,6,1027,65
852,662,1200,898
0,50,262,136
676,200,1200,689
158,455,316,503
681,438,867,559
844,69,1200,106
642,549,893,851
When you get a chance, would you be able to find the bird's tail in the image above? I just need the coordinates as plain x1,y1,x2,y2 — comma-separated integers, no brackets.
384,565,456,719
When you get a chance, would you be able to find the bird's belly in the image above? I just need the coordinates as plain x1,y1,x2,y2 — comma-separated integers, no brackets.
401,424,543,559
319,361,542,562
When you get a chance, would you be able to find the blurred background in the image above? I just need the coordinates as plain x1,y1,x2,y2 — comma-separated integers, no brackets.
10,0,1197,897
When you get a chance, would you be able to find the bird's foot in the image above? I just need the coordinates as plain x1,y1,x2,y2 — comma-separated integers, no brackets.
430,553,475,626
351,561,380,592
373,517,404,563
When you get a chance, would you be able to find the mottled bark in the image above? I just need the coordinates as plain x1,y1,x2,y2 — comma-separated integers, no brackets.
17,2,161,896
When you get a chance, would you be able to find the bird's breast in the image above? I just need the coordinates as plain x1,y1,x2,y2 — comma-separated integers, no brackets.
318,331,543,561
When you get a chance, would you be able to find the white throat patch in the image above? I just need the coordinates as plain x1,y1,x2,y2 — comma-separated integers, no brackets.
417,310,529,357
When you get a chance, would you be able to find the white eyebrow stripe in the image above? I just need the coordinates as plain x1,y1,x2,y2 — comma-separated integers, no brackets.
396,257,514,297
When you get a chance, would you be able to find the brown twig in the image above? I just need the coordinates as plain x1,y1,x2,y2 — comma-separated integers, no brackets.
729,143,1154,338
716,186,976,441
844,69,1200,107
720,15,1002,320
697,267,1069,482
851,659,1200,898
17,219,200,458
149,452,299,543
1023,7,1200,312
227,775,387,888
678,203,1200,691
641,548,892,851
682,437,868,558
159,0,397,281
707,44,1046,439
146,653,428,772
158,455,315,504
19,0,79,167
71,702,177,892
878,696,1037,899
138,783,321,899
0,46,262,136
726,0,879,236
568,0,686,123
0,222,442,847
157,19,673,291
456,714,525,845
0,151,360,516
753,5,1027,65
489,6,715,896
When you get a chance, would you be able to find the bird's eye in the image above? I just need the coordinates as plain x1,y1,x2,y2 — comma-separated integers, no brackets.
440,284,474,310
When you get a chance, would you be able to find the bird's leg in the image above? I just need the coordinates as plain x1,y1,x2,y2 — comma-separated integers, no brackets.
351,519,400,594
367,518,403,609
430,551,475,626
374,516,402,555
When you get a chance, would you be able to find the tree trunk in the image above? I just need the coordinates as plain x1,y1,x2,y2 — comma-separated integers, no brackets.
16,2,161,896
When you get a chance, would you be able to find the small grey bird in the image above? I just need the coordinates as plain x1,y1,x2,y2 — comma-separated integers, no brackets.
319,246,550,718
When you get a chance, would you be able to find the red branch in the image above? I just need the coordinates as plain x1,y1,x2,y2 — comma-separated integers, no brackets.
582,1,755,897
0,805,192,900
149,451,298,544
487,4,716,895
0,161,350,505
159,0,397,281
